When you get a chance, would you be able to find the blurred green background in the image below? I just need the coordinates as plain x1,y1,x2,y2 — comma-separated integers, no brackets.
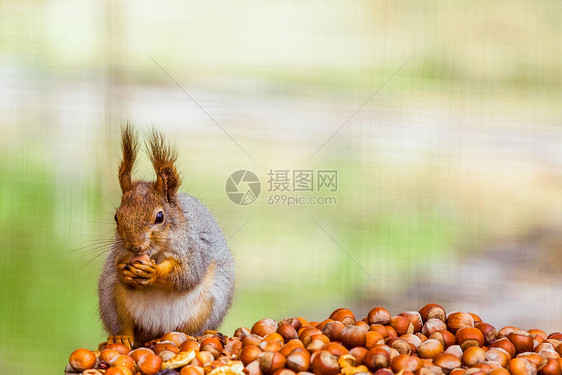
1,0,562,373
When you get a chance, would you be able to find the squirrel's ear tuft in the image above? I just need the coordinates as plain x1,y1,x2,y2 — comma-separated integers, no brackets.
147,128,182,203
118,123,139,193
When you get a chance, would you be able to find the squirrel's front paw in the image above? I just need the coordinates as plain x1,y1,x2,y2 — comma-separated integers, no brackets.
107,335,134,349
118,260,156,288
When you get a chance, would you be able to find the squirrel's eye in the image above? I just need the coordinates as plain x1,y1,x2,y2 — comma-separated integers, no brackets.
114,214,119,224
155,211,164,224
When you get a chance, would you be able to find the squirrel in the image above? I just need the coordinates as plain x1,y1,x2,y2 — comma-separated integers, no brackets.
98,125,235,349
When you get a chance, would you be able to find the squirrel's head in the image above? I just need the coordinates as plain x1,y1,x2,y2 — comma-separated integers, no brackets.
114,125,183,255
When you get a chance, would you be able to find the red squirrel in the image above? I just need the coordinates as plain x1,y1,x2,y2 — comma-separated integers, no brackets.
98,125,235,348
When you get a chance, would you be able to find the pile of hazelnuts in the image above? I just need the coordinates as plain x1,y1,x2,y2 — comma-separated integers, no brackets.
67,304,562,375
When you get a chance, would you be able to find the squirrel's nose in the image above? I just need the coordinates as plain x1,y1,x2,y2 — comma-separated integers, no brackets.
129,246,142,254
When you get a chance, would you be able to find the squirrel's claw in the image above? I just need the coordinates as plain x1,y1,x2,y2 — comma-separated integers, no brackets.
107,335,134,349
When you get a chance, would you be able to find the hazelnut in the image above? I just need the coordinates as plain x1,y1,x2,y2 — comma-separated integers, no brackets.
509,331,535,354
299,327,322,346
224,338,243,358
469,313,482,325
517,352,545,368
244,360,263,375
419,304,447,322
498,326,521,339
129,348,155,363
433,353,461,374
401,333,423,350
277,324,298,343
386,325,398,339
538,349,560,360
369,324,390,339
489,369,511,375
235,327,252,338
101,349,121,364
273,370,296,375
154,342,180,355
110,354,135,370
486,348,511,368
349,347,368,366
161,332,190,347
365,331,385,349
461,347,486,367
415,332,428,342
455,327,485,350
548,340,562,349
400,311,424,333
367,307,392,325
444,345,463,358
181,366,205,375
322,342,349,357
390,315,415,336
430,330,456,349
240,345,263,366
422,319,448,337
260,340,283,352
491,337,517,358
538,358,561,375
311,350,340,375
390,354,423,373
388,337,413,355
201,337,224,359
476,323,498,346
280,342,305,357
355,320,370,331
252,319,278,337
242,334,264,348
464,368,486,375
69,348,97,372
363,346,390,371
138,353,163,375
315,319,334,331
259,351,286,375
340,324,367,348
317,320,342,341
180,339,201,353
508,358,537,375
263,333,285,344
194,350,215,367
104,343,131,355
286,347,311,372
279,318,303,332
446,312,474,333
330,308,356,325
418,339,445,359
306,339,327,353
296,317,310,328
373,369,395,375
105,366,133,375
417,364,445,375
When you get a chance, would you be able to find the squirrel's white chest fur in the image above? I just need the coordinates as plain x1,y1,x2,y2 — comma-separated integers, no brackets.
123,283,207,334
